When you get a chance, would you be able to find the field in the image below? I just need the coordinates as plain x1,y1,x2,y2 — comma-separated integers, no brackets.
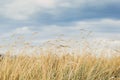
0,39,120,80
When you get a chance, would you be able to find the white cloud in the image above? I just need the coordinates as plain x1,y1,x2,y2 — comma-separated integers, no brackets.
72,19,120,31
1,0,120,20
0,26,33,39
0,19,120,43
23,19,120,43
13,26,32,34
0,0,56,20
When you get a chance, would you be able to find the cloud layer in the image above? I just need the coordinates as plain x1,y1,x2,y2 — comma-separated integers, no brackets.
1,19,120,42
0,0,120,44
0,0,120,22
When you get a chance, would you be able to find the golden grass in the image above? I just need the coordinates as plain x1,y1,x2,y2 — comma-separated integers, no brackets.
0,52,119,80
0,38,120,80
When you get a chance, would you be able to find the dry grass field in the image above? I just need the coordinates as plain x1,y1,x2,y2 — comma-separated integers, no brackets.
0,39,120,80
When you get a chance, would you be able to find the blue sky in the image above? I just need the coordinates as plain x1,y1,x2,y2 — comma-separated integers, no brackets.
0,0,120,44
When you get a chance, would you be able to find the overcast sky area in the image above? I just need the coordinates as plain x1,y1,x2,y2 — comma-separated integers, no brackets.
0,0,120,45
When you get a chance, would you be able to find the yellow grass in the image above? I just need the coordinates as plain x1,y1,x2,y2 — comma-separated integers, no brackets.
0,39,120,80
0,52,119,80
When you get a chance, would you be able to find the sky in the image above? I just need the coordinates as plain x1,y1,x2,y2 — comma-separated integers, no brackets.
0,0,120,44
